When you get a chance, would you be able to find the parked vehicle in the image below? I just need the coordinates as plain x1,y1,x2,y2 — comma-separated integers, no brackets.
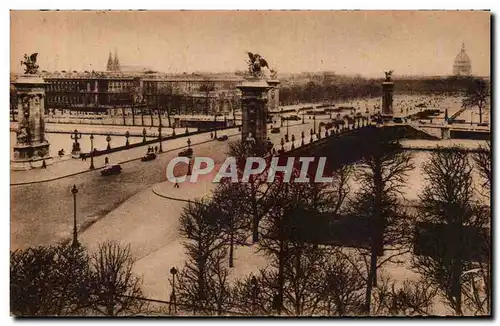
178,148,193,158
141,152,157,162
271,127,281,134
217,135,229,141
101,164,122,176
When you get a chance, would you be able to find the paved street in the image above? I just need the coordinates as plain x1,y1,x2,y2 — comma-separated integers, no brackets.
10,120,316,250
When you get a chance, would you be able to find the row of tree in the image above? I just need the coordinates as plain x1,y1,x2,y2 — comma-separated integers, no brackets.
171,134,491,316
278,75,489,106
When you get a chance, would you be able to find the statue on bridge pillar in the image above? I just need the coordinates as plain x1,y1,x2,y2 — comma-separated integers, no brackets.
11,53,52,170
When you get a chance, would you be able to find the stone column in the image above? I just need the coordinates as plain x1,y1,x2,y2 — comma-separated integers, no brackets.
12,75,52,170
237,79,272,147
381,81,394,122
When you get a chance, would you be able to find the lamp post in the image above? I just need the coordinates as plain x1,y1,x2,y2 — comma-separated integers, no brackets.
169,267,178,315
286,119,289,139
142,128,147,143
280,137,284,152
214,114,218,138
71,185,79,248
313,115,316,134
106,134,112,150
125,130,130,147
158,126,163,152
280,108,284,127
89,134,95,170
187,138,192,175
301,131,305,146
70,129,82,154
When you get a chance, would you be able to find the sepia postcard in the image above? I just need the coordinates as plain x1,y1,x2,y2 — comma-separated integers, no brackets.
9,10,491,317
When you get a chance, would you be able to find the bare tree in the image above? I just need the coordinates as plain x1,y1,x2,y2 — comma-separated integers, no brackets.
349,131,414,314
412,147,489,315
371,274,437,316
176,198,230,315
88,241,145,316
226,140,276,243
320,249,365,316
473,140,491,197
257,168,353,316
462,78,489,124
10,244,91,316
211,182,252,267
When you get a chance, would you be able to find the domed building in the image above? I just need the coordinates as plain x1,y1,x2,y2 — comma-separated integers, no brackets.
453,43,472,76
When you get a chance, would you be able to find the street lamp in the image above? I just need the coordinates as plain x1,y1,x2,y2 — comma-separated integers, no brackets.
89,134,95,170
71,185,79,248
106,134,112,150
70,129,82,154
187,138,192,175
158,126,163,152
142,128,147,143
280,108,284,127
313,115,316,134
286,119,289,139
125,130,130,147
214,114,218,138
169,267,178,315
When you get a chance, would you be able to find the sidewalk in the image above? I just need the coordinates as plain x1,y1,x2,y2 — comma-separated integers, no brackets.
10,127,241,185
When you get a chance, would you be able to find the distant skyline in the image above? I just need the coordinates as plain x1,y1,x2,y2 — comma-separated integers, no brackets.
11,11,490,77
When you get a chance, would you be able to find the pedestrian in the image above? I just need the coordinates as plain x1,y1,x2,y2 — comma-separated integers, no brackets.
105,156,109,165
174,181,180,188
154,146,158,153
210,132,213,139
41,159,47,169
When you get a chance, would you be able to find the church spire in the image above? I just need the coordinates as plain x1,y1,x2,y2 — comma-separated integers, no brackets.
106,52,113,71
113,50,121,72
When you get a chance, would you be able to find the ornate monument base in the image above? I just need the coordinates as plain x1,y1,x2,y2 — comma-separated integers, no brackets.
11,142,53,170
11,73,52,171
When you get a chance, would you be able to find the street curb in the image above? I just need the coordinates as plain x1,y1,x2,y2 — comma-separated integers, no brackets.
10,122,307,186
10,132,239,187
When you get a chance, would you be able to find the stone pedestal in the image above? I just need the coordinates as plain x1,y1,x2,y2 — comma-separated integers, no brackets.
441,126,451,140
11,75,52,170
381,81,394,122
237,78,272,147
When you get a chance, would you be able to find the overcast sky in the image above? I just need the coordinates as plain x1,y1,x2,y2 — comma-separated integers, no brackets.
11,10,490,77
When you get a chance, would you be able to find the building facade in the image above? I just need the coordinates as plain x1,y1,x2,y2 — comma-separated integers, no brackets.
12,71,244,116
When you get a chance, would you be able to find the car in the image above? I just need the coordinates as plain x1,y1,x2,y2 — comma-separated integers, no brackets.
289,115,301,121
217,135,229,141
178,148,193,158
101,164,122,176
141,152,157,162
393,117,404,124
271,127,281,134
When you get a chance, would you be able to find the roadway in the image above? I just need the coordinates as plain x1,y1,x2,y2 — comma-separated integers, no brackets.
10,119,321,250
